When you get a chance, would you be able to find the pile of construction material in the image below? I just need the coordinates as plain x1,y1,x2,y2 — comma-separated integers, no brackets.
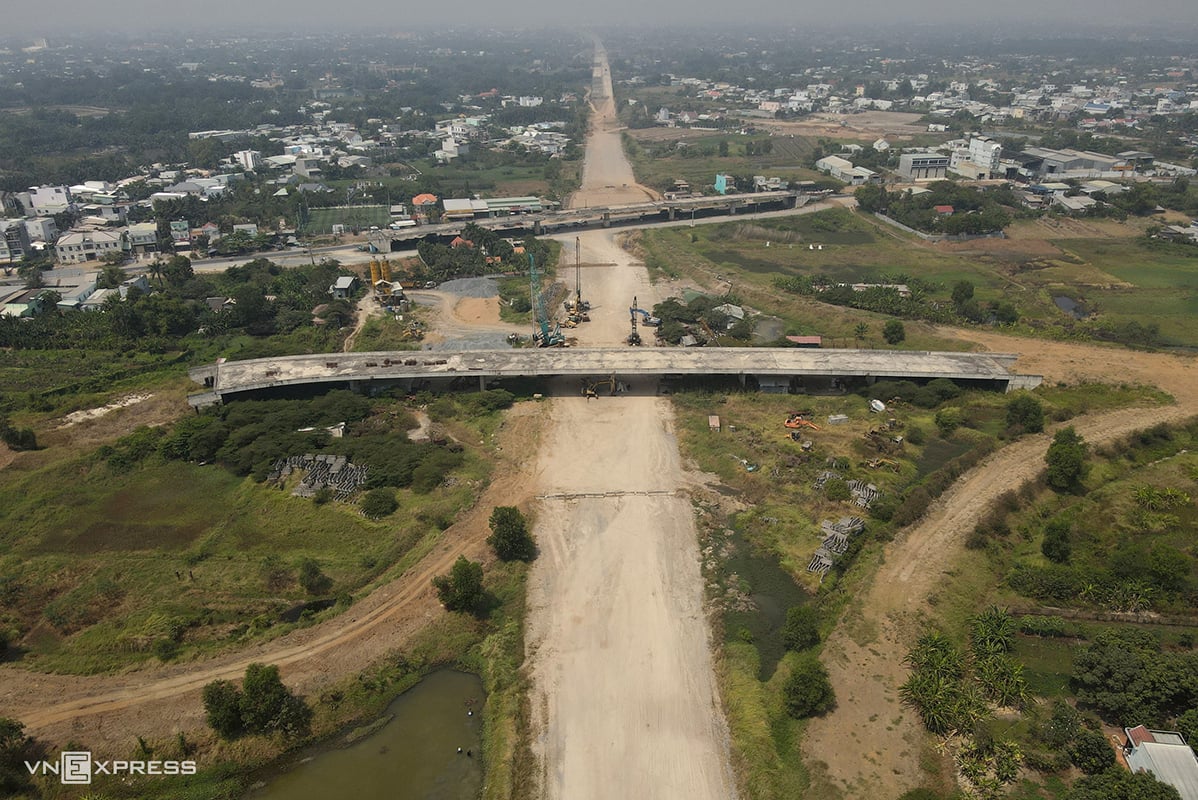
846,479,881,508
808,516,866,576
269,454,369,500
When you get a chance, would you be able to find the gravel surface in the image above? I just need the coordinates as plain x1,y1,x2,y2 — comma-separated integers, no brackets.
435,276,501,298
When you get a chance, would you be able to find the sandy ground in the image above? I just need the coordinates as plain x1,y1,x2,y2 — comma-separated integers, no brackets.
522,39,738,800
56,393,153,428
525,394,737,800
802,331,1198,799
568,41,661,209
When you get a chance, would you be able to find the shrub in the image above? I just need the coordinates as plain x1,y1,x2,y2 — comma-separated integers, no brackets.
883,319,906,344
432,556,484,613
360,488,398,519
782,606,820,651
241,663,311,738
1046,427,1089,491
297,558,333,595
1042,518,1072,563
906,425,927,446
1069,727,1115,774
488,506,536,561
202,680,243,740
1006,393,1045,434
824,478,851,502
783,655,835,718
934,408,962,436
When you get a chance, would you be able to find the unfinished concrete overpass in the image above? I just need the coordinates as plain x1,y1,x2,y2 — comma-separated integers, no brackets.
188,348,1041,407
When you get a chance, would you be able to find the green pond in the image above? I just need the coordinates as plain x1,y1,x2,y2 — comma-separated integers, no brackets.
251,670,484,800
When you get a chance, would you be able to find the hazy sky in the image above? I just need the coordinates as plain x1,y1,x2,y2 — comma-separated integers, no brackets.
7,0,1198,34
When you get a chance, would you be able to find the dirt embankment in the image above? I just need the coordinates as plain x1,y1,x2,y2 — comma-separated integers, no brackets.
802,332,1198,799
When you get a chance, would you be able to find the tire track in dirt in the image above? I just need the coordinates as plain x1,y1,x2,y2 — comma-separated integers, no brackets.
803,330,1198,799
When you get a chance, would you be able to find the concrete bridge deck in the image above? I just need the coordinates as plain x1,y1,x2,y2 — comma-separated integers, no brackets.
188,348,1041,406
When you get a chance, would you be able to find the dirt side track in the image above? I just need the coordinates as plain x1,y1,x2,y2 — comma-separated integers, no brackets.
0,406,542,752
803,332,1198,798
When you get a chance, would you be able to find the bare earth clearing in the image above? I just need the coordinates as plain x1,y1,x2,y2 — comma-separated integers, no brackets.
525,394,737,800
525,40,737,800
803,333,1198,799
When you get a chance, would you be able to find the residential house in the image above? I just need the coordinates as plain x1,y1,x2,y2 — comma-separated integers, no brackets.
1124,726,1198,800
26,185,72,215
126,222,159,254
815,156,877,186
23,217,58,245
55,229,126,265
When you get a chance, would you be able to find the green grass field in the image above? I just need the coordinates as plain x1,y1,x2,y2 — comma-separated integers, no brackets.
0,397,496,674
302,205,390,234
641,206,1198,348
623,131,825,195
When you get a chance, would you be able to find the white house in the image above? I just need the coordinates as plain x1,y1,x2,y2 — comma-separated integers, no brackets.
27,185,73,215
55,229,126,265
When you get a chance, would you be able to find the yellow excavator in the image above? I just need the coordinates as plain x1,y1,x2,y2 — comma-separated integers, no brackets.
582,375,617,398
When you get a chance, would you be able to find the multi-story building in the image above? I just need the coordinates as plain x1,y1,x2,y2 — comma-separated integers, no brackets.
898,152,950,180
26,185,73,215
55,229,126,265
1,219,32,263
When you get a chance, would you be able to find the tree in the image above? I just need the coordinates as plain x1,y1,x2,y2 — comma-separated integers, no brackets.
0,716,34,796
432,556,484,613
951,280,975,307
488,506,536,561
162,254,194,287
1042,518,1072,564
854,322,869,342
202,679,243,740
297,557,333,595
882,319,906,344
240,662,311,737
1006,393,1045,434
1069,727,1115,774
99,250,127,266
1065,768,1181,800
1046,427,1089,491
784,655,836,718
782,605,820,651
97,262,126,289
360,487,398,519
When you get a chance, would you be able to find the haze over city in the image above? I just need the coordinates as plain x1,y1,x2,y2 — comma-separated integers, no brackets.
6,0,1198,33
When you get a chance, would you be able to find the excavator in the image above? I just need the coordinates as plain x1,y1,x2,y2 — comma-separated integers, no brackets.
629,306,661,327
784,411,819,431
581,375,617,398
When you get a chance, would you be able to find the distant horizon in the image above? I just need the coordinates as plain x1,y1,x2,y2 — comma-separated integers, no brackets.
4,0,1198,38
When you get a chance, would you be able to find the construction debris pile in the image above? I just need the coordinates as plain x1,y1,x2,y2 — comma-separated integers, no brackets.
269,454,369,500
808,516,866,576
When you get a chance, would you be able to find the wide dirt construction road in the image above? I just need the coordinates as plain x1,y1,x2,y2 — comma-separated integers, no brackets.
525,393,738,800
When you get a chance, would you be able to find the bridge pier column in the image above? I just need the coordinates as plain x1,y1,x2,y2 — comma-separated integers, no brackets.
533,220,543,235
738,373,746,387
668,207,676,221
602,212,611,228
479,375,487,391
728,204,737,215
